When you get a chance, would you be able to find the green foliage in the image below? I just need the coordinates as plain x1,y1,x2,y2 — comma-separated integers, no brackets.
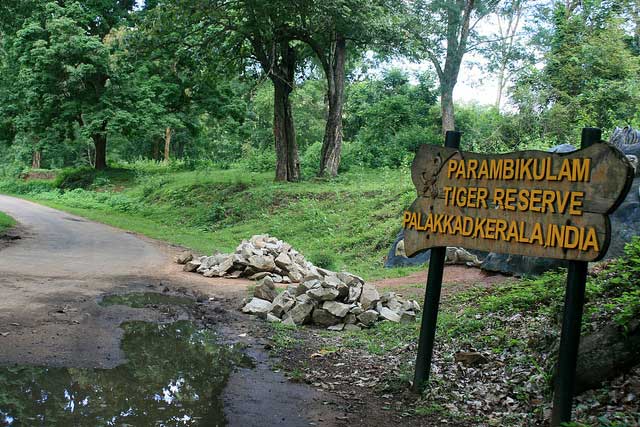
53,167,96,190
598,237,640,328
0,211,16,233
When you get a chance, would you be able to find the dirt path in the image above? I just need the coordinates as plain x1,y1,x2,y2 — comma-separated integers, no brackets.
0,195,341,426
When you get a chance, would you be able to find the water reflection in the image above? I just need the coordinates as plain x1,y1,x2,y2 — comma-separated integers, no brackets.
0,321,252,426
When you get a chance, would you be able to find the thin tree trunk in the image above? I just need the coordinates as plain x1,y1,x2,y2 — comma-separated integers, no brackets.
440,83,456,132
164,127,171,162
31,150,41,169
92,122,108,170
273,79,300,182
319,35,346,177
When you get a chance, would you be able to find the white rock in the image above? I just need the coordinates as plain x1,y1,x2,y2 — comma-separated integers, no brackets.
241,298,272,318
379,307,401,322
357,310,379,326
360,283,380,310
322,301,351,318
307,287,339,301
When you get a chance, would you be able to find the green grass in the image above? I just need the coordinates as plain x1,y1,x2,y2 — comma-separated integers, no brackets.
0,164,423,279
0,211,16,233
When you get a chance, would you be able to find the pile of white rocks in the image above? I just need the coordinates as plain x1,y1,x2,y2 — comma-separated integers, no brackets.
178,235,315,283
176,234,421,330
241,272,421,331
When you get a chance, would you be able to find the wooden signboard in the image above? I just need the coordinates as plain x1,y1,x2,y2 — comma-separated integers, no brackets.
403,143,634,262
408,130,635,427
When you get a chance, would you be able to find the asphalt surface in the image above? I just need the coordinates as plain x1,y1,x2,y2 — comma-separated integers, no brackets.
0,194,165,278
0,195,341,426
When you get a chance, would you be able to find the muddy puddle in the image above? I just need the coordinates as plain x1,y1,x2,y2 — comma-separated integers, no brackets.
99,292,196,308
0,320,253,426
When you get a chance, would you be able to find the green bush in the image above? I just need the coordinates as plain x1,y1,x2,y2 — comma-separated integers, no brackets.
237,145,276,173
53,167,96,190
599,237,640,327
0,179,55,194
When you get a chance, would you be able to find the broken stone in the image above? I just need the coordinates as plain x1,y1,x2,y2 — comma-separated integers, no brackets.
344,314,357,324
283,302,314,325
266,313,281,323
175,251,193,264
271,274,283,283
270,291,296,317
349,305,364,316
307,287,340,302
322,301,351,318
346,283,362,304
241,298,272,318
315,267,333,276
275,252,293,269
203,267,220,278
247,254,276,272
359,283,380,310
327,323,345,331
323,275,343,288
379,307,401,322
312,308,341,326
296,279,321,296
183,260,201,272
218,256,235,275
357,310,379,327
254,277,277,302
249,272,270,280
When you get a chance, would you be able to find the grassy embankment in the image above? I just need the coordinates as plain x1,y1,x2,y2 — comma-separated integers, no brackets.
0,164,420,279
0,211,15,233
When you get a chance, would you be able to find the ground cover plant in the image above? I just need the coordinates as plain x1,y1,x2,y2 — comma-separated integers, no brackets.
0,211,15,233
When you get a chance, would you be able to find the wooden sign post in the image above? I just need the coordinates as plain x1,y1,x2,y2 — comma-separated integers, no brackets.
407,128,634,426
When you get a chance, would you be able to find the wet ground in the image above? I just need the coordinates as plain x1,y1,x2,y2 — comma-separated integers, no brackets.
0,196,342,426
0,320,251,426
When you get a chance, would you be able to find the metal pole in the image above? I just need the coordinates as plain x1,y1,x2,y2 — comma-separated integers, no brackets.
551,127,601,426
413,130,461,392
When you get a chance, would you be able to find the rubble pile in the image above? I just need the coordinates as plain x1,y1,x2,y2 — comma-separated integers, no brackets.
178,235,315,283
176,234,421,330
242,274,420,330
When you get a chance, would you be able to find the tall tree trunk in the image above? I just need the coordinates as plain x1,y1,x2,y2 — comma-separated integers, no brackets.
92,122,108,170
440,82,456,132
319,35,347,177
271,42,300,182
164,127,171,162
273,79,300,182
31,150,41,169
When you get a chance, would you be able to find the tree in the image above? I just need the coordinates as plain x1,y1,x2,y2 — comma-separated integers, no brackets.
158,0,305,181
482,0,536,109
511,0,640,144
289,0,404,177
410,0,501,132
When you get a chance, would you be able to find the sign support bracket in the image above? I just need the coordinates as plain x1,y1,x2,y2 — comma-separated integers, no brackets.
551,127,601,426
413,130,461,392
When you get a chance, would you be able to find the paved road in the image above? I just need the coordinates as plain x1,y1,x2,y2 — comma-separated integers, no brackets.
0,195,165,278
0,195,340,426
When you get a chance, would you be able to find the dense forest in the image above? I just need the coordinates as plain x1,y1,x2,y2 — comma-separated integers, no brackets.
0,0,638,180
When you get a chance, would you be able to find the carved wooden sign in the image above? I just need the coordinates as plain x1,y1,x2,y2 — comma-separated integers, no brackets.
403,143,634,261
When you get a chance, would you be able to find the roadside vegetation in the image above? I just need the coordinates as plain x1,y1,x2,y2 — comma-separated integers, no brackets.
0,211,15,233
267,238,640,426
0,164,420,279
